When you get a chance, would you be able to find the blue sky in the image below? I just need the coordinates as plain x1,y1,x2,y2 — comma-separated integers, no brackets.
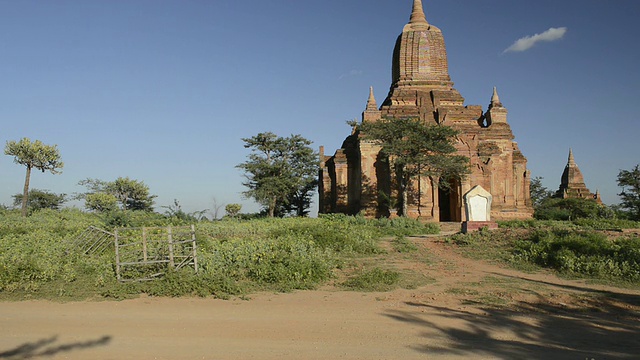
1,0,639,216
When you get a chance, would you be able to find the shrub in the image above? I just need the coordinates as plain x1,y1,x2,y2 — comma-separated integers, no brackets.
0,209,110,294
512,229,640,281
572,218,640,230
534,197,611,221
342,267,400,291
1,210,440,300
391,236,418,253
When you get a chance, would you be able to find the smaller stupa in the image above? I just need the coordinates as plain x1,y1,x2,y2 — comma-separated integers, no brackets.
555,149,602,203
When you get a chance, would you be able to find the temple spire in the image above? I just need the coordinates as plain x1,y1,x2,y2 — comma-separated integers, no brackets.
366,86,378,110
556,148,600,203
362,86,381,123
409,0,429,25
491,87,501,106
568,148,575,165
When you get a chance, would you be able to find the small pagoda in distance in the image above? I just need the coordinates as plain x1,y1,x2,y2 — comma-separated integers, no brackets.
555,149,602,203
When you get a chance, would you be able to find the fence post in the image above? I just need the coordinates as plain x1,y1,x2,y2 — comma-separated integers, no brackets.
167,226,174,268
142,227,148,262
191,224,198,273
114,229,121,281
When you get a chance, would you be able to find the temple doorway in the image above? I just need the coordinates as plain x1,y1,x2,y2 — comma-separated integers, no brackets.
438,177,461,222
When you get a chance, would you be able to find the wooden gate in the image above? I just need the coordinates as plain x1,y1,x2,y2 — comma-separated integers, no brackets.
70,226,115,255
114,225,198,282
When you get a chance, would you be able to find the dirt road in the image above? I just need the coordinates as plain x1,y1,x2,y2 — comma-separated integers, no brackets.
1,237,639,359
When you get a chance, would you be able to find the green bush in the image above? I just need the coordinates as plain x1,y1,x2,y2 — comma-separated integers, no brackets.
342,267,400,291
3,211,440,299
99,210,191,229
0,209,111,295
512,229,640,281
572,218,640,230
200,234,335,291
136,269,243,299
391,235,418,253
534,197,612,221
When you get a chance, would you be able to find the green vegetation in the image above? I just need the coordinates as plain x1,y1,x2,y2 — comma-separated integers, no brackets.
529,176,553,209
0,210,436,301
617,164,640,220
534,197,613,221
448,220,640,284
12,189,67,214
353,117,469,217
4,203,638,302
512,230,640,282
236,132,318,217
499,218,640,231
225,203,242,218
78,177,156,212
391,235,419,253
341,267,401,292
4,138,64,217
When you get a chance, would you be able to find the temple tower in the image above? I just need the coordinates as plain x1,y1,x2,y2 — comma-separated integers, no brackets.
555,149,602,203
319,0,533,221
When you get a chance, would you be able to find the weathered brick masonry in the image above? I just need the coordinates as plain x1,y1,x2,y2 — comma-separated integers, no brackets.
555,149,602,203
320,0,533,221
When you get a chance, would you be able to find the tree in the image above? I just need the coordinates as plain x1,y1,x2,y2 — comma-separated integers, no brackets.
355,117,469,217
530,176,553,209
4,138,64,217
162,199,208,222
77,177,156,212
210,197,224,220
534,197,611,220
107,177,156,211
281,179,318,217
12,189,66,212
236,132,319,217
617,165,640,220
225,203,242,218
84,192,119,212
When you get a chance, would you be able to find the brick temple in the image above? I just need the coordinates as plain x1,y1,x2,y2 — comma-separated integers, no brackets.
319,0,533,221
555,149,601,203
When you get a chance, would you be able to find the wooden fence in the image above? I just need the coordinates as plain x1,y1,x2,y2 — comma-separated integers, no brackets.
70,226,115,255
114,225,198,282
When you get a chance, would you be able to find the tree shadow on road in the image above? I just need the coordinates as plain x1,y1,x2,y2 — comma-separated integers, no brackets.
385,280,640,359
0,335,111,360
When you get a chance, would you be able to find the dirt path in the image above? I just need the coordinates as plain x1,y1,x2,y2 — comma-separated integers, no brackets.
1,236,639,359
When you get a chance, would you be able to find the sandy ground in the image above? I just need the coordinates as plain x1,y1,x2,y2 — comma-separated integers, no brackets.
1,236,639,360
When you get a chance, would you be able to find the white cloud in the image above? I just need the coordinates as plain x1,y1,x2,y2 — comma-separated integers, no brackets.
504,27,567,53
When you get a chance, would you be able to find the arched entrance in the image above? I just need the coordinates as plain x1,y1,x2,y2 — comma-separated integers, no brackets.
438,177,462,222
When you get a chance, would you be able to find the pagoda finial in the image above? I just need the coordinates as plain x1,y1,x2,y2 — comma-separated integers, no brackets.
409,0,429,25
366,86,378,110
568,148,575,165
490,86,502,108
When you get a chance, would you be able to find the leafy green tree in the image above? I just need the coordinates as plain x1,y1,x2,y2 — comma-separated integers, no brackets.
281,179,318,217
617,165,640,220
225,203,242,218
530,176,553,209
354,117,469,217
534,197,611,220
12,189,66,212
77,177,156,212
107,177,156,211
77,178,108,194
237,132,318,217
84,192,119,212
4,138,64,217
